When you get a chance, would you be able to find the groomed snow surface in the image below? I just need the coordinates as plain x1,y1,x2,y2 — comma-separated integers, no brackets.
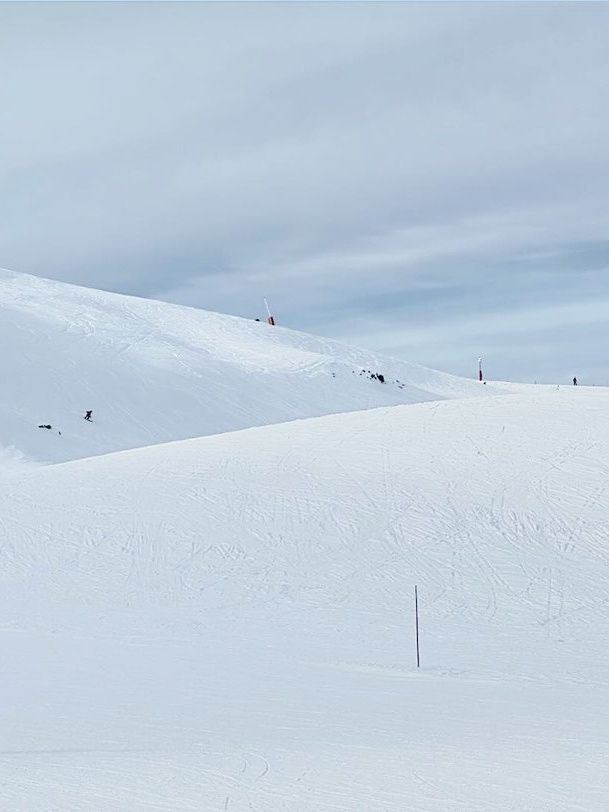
0,268,493,468
1,271,607,810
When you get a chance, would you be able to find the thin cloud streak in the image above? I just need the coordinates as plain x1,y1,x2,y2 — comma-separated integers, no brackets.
1,2,609,382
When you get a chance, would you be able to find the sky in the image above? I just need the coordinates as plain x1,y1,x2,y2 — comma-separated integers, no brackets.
1,2,609,383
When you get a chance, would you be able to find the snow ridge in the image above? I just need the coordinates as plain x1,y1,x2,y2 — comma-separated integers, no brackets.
0,268,494,466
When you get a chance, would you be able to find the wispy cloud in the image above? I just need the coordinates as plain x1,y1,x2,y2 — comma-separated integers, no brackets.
1,2,608,382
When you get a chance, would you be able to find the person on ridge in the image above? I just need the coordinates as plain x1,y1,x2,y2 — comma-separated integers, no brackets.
573,377,578,386
84,410,93,421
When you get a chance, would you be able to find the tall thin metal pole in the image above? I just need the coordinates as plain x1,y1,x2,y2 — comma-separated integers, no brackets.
415,584,420,668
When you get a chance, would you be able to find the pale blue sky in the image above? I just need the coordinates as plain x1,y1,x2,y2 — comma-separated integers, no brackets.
2,2,609,383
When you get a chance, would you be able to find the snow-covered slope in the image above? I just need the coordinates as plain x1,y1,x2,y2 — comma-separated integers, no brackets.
2,386,608,809
0,268,493,466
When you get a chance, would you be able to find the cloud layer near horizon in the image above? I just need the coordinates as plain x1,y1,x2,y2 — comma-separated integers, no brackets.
2,2,609,382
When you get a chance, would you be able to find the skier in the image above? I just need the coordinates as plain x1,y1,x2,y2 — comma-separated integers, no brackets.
573,377,578,386
84,410,93,421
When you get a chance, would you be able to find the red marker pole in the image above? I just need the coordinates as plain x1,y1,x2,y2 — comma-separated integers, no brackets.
264,298,275,326
414,585,420,668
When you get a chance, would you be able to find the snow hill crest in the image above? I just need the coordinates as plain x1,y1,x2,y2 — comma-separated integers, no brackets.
0,268,493,466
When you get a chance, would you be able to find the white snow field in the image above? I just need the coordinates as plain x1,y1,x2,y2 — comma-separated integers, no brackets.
1,385,609,810
0,268,492,468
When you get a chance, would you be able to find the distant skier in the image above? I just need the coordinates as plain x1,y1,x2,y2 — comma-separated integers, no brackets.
84,410,93,421
573,377,578,386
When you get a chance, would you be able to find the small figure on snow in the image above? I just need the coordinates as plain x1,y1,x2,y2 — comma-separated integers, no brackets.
573,377,578,386
84,410,93,421
38,424,52,430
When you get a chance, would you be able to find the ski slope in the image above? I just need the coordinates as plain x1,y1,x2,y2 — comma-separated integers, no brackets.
2,386,608,809
0,268,494,467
